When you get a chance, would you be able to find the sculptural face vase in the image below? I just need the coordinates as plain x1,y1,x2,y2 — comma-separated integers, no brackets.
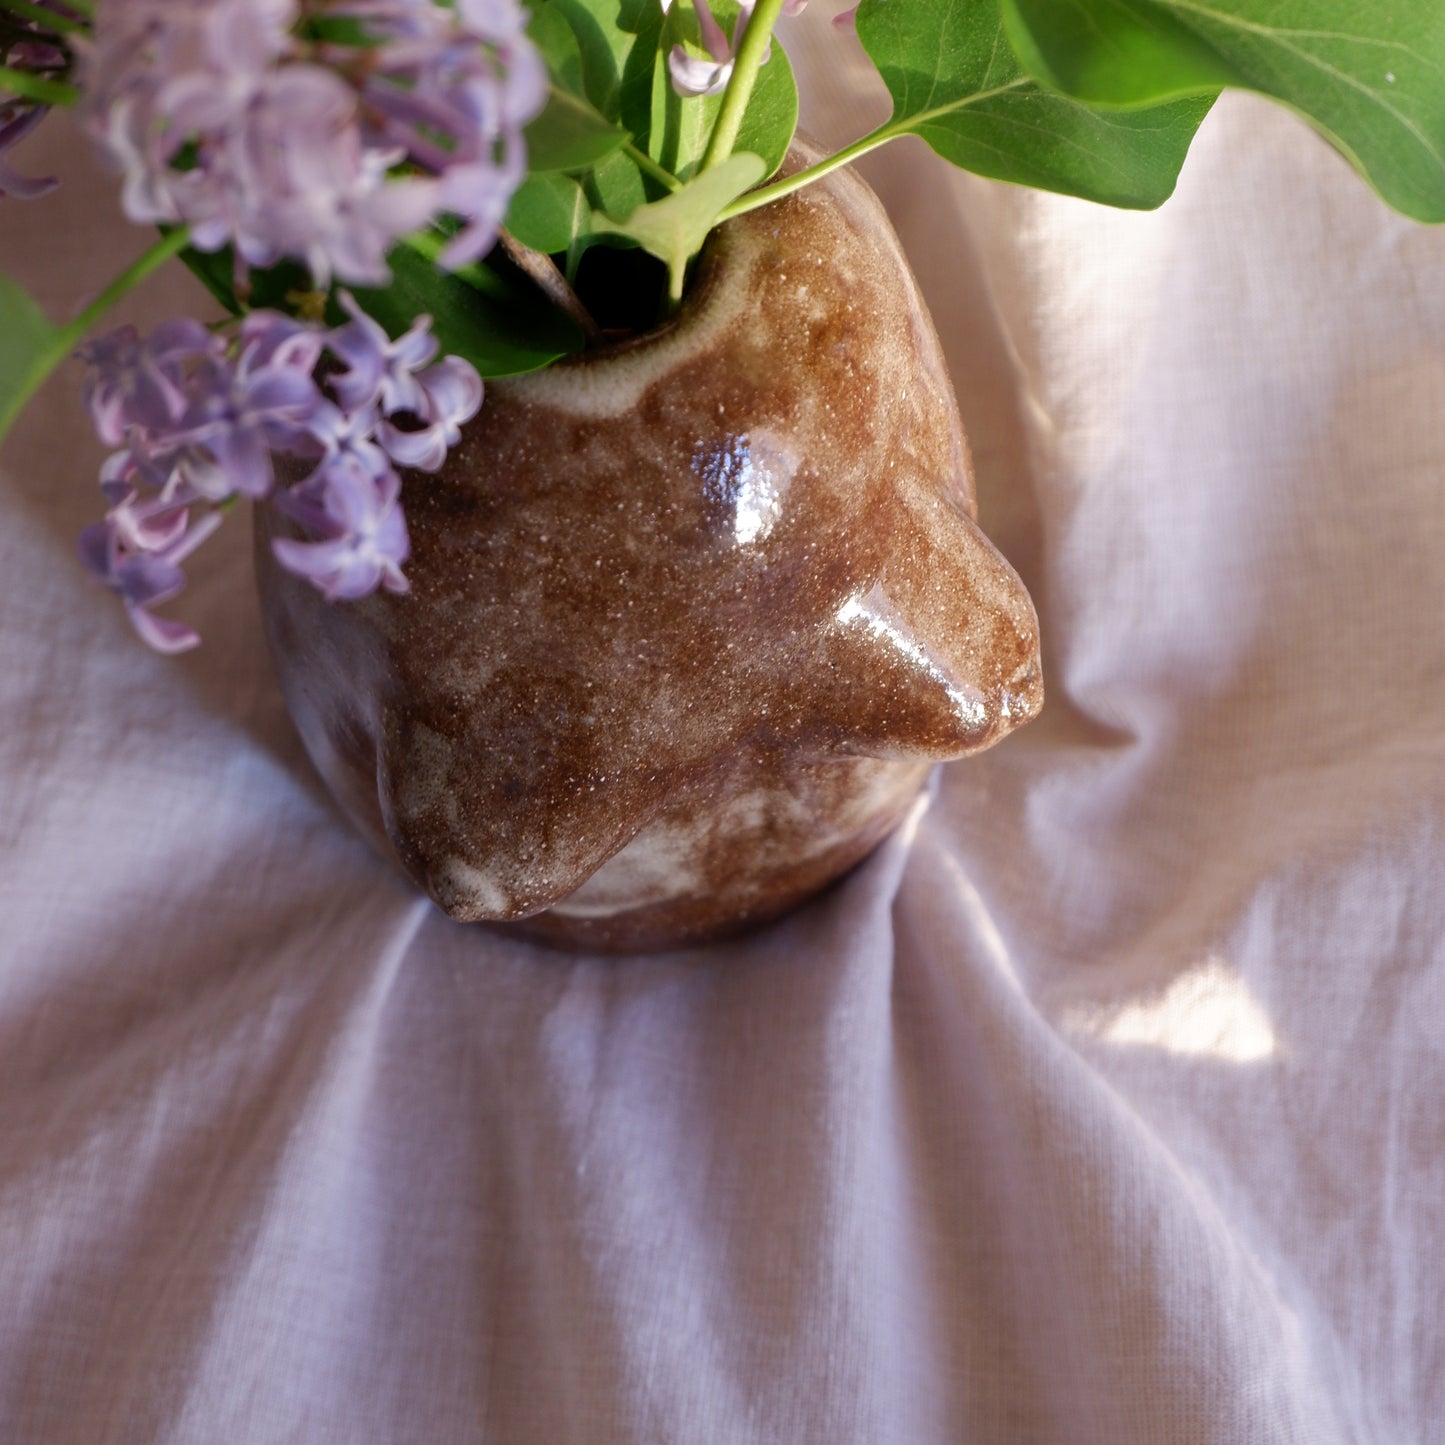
255,153,1044,952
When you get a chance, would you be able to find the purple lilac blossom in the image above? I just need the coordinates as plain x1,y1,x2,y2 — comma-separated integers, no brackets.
270,455,411,601
335,0,547,268
78,307,482,650
664,0,735,98
328,291,439,415
300,395,395,480
77,0,546,284
376,357,484,472
78,488,224,653
167,345,323,498
78,318,217,446
325,288,483,472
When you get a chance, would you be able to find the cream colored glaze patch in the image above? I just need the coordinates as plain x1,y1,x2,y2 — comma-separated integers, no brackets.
504,229,764,421
432,857,511,918
549,820,705,918
551,759,926,921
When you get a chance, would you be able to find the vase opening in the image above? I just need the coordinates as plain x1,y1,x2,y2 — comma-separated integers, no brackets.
571,242,673,341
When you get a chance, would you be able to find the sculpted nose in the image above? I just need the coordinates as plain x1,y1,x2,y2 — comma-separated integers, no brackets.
801,500,1043,761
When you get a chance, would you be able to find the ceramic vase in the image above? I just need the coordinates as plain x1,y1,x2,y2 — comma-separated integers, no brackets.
256,149,1043,951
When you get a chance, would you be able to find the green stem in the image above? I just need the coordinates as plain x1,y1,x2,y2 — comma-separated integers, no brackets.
700,0,785,172
717,78,1030,221
718,127,894,220
626,141,681,193
0,63,77,104
1,0,85,33
0,226,192,445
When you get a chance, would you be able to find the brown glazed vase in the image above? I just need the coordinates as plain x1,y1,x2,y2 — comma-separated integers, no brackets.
255,149,1044,952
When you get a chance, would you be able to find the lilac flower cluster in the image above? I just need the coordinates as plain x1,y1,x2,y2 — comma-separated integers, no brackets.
0,3,73,199
78,303,482,652
77,0,546,285
663,0,807,99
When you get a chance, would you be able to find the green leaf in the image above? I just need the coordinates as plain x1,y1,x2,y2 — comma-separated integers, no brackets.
356,243,588,378
729,34,798,181
527,1,590,93
176,245,309,318
525,86,632,172
855,0,1214,209
1001,0,1445,222
524,9,632,172
174,240,248,317
176,241,585,380
541,0,665,140
0,272,59,443
534,0,677,228
597,150,766,296
585,145,655,217
292,13,372,45
506,172,594,256
1001,0,1231,106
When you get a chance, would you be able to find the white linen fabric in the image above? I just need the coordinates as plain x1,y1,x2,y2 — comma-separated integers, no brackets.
2,24,1443,1444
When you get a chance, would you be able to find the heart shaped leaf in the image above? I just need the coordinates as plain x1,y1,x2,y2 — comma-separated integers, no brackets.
598,150,766,296
540,0,667,147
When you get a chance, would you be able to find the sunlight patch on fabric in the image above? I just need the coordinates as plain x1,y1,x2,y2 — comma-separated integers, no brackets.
1062,957,1278,1064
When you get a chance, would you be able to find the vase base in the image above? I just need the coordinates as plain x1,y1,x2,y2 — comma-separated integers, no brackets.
494,776,923,953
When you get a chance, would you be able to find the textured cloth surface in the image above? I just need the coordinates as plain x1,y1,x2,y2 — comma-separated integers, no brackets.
2,28,1444,1445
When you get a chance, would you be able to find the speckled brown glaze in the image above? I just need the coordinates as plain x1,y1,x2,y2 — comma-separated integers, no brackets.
255,146,1043,951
